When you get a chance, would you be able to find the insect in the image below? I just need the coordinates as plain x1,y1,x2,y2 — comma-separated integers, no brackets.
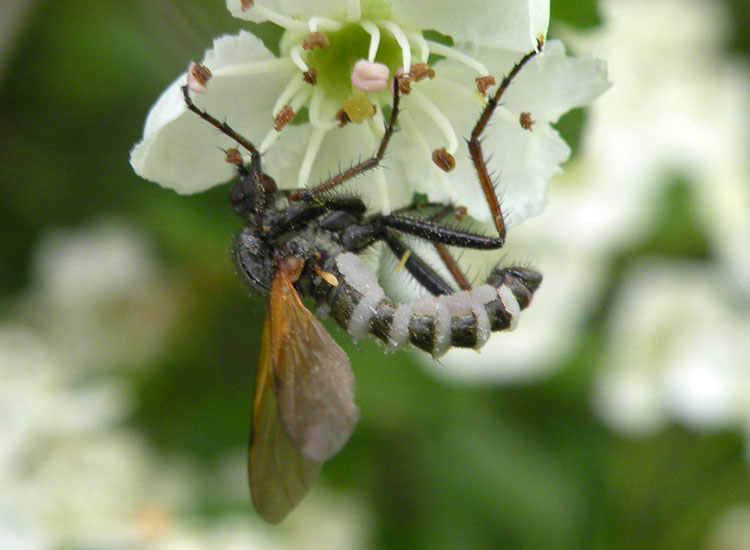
181,43,543,523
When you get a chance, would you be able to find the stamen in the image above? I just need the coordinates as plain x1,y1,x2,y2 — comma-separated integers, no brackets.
290,45,310,72
359,21,381,62
425,40,489,75
379,21,411,73
432,147,456,172
187,62,212,94
400,111,452,196
273,105,295,131
224,147,243,165
404,30,430,63
298,125,328,188
251,5,309,33
335,109,350,127
308,17,343,32
308,85,337,129
410,63,435,82
475,75,496,96
272,74,306,116
346,0,361,21
302,32,329,50
240,0,253,10
520,112,535,130
411,90,459,154
303,68,317,85
211,58,294,78
260,86,311,153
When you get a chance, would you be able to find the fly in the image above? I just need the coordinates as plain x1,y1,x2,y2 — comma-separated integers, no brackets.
180,41,544,523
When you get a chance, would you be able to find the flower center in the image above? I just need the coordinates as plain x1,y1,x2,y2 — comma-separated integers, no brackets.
294,24,402,108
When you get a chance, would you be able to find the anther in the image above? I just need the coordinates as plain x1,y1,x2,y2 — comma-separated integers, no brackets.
303,68,318,85
520,112,535,130
396,74,412,95
187,62,212,94
409,63,435,82
273,105,295,131
224,147,243,165
454,206,468,221
475,75,495,96
537,34,545,50
432,147,456,172
240,0,253,11
302,32,329,50
342,93,375,124
335,108,351,127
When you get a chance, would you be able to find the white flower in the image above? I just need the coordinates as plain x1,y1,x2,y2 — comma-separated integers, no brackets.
131,0,608,228
592,260,750,439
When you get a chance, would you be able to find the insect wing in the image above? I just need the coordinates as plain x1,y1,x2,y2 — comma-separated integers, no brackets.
249,314,321,524
269,267,359,463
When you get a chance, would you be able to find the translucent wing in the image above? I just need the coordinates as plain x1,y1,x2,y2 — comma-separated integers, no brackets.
269,261,359,462
248,314,321,524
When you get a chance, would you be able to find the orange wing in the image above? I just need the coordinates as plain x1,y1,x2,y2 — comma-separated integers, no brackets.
268,258,359,462
248,258,358,523
248,314,321,524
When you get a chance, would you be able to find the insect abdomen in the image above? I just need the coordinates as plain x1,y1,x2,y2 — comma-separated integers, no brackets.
325,253,541,357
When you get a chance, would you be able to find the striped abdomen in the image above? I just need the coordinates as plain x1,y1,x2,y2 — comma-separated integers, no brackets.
321,253,541,357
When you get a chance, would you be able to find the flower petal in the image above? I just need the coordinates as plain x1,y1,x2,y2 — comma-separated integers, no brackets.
262,121,415,213
485,40,610,123
130,31,295,193
392,0,549,52
227,0,350,25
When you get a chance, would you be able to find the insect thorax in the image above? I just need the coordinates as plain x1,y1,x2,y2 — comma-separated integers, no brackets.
233,216,345,297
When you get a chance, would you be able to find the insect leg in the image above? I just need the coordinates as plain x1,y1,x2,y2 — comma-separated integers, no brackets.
382,230,454,296
287,75,407,202
181,85,262,173
426,206,472,291
468,41,543,239
377,214,505,249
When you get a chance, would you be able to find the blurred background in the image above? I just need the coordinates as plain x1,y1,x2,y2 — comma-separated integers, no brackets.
1,0,749,548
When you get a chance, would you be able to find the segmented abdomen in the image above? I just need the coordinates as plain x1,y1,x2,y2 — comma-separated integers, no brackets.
322,253,541,357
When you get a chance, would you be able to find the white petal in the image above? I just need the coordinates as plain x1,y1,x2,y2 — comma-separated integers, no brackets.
484,122,570,227
392,56,571,228
130,32,295,193
227,0,350,25
494,40,610,123
392,0,549,52
262,121,414,213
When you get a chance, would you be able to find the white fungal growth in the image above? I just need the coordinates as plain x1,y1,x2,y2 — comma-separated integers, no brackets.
498,285,520,331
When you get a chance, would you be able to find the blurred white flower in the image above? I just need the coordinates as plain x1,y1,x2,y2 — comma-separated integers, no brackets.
131,0,608,228
592,260,750,441
23,219,180,373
